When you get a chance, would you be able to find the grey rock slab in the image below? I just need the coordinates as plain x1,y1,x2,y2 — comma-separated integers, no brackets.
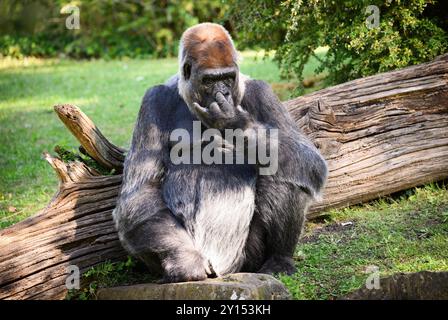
340,271,448,300
96,273,291,300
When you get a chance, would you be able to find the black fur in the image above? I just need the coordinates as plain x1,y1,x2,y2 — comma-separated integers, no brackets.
113,78,327,281
113,21,326,283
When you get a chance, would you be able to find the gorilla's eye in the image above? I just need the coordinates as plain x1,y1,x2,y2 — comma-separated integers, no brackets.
183,63,191,80
202,76,215,86
202,71,236,86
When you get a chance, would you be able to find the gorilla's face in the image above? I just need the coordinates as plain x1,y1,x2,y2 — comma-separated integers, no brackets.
180,60,241,114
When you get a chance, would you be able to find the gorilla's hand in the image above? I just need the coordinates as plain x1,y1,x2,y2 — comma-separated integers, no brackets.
192,92,252,130
161,248,215,283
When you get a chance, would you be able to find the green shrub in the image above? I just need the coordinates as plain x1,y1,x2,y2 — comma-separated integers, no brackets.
0,0,228,59
229,0,448,88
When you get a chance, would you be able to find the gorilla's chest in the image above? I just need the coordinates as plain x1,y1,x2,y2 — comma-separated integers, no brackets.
163,108,257,217
163,110,257,221
161,105,258,274
162,164,257,224
162,159,257,275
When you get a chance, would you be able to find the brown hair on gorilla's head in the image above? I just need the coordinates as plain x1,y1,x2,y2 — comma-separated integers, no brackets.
177,23,245,117
179,23,238,69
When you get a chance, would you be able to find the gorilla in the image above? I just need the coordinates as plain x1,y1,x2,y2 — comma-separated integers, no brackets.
113,23,328,282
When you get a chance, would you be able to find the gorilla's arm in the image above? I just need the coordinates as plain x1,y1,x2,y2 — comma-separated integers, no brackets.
242,80,328,274
242,80,327,196
113,85,212,282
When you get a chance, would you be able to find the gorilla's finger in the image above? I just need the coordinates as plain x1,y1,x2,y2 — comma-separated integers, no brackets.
215,92,226,104
236,105,249,115
204,261,212,275
206,261,218,278
192,102,209,118
215,92,233,114
209,102,221,115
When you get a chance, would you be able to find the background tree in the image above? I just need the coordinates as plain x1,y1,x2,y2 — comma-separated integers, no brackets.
0,0,228,59
1,0,447,84
228,0,448,88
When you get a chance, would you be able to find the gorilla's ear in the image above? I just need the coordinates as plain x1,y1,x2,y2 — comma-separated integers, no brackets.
183,62,191,80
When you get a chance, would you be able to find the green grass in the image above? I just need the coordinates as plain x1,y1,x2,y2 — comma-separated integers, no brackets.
281,182,448,300
1,53,447,300
66,257,158,300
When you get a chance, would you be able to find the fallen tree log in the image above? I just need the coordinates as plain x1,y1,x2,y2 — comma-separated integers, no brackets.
1,53,447,300
286,53,448,214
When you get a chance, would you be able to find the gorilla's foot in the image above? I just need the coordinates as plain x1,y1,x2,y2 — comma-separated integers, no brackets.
258,255,296,275
161,249,213,283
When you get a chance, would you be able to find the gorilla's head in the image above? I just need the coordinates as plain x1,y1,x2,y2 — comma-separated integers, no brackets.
178,23,245,117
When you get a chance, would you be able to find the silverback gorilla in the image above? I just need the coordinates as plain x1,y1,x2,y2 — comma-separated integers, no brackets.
113,23,328,282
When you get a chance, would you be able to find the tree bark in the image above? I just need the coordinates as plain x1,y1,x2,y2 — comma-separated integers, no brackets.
0,105,127,300
1,54,447,299
286,53,448,216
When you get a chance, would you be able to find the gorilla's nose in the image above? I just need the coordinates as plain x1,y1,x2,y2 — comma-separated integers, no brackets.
214,82,229,95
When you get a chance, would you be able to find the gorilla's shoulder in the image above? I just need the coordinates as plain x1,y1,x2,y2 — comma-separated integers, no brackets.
241,79,281,113
140,84,182,118
142,85,180,109
242,79,278,104
244,79,273,95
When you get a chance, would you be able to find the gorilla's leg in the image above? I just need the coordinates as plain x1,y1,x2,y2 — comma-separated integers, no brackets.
253,175,309,275
115,188,212,283
241,212,266,272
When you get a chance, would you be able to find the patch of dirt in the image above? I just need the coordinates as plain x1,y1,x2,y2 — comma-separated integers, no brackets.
300,221,356,244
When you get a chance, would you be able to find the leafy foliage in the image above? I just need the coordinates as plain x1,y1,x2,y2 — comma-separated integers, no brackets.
0,0,228,59
229,0,448,87
54,145,115,176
